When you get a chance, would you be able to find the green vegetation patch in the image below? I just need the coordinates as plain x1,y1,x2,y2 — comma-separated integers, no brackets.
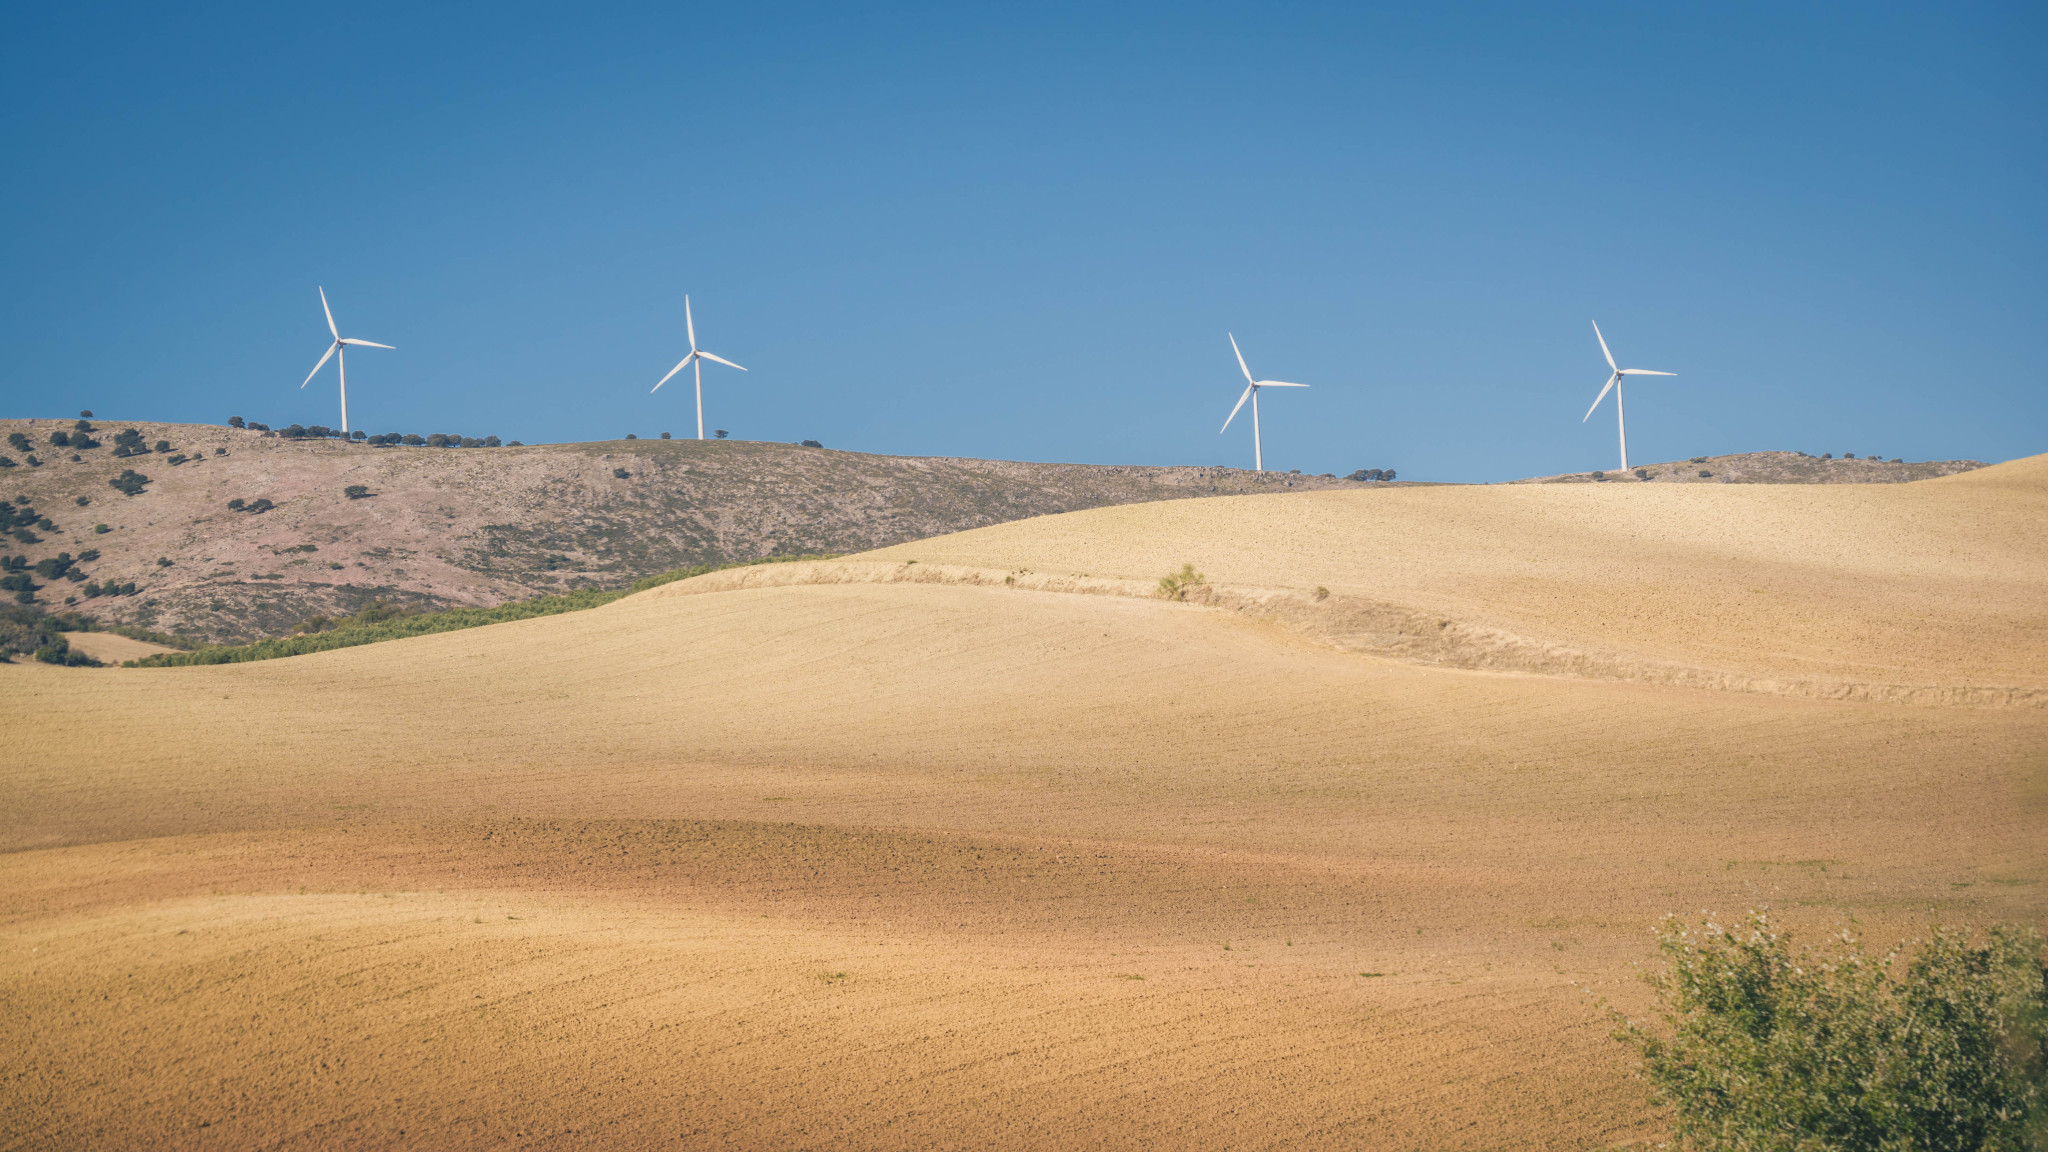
131,554,833,667
1606,909,2045,1151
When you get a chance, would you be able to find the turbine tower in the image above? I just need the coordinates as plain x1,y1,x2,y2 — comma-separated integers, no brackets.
1219,333,1308,472
652,296,747,440
1581,320,1675,472
299,288,393,437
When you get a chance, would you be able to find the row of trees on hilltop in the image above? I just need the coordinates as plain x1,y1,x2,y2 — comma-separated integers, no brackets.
227,417,514,447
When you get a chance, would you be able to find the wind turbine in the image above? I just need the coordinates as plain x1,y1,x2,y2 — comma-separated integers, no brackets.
652,296,747,440
1581,320,1675,473
299,287,393,437
1219,333,1308,472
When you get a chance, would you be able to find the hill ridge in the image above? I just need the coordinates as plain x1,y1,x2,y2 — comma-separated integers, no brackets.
0,418,1380,642
649,558,2046,708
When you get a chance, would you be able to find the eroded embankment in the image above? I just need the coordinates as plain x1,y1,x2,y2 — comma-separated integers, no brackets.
650,560,2045,709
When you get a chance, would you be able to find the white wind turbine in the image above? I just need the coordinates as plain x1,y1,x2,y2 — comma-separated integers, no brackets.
652,295,747,440
1219,333,1308,472
299,287,393,437
1581,320,1675,473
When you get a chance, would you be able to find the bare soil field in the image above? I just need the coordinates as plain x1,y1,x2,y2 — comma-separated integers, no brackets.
2,456,2041,1149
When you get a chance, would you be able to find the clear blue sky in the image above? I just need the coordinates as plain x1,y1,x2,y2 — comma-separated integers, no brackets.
3,2,2041,481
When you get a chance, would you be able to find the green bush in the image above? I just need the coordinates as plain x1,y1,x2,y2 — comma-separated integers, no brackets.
1158,563,1206,601
0,604,75,661
34,636,100,666
1611,910,2046,1151
343,484,370,499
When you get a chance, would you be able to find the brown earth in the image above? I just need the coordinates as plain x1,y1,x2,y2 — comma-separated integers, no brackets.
57,630,176,665
1,456,2041,1150
0,419,1376,644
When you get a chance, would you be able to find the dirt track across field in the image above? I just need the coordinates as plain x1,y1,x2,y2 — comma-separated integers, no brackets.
3,457,2042,1150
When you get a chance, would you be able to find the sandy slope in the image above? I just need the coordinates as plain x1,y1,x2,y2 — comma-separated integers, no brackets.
859,454,2048,690
2,459,2043,1150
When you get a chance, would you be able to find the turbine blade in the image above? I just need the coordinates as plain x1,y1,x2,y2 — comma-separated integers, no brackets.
339,338,394,349
1591,320,1616,372
696,350,748,371
685,296,696,352
320,287,339,339
651,353,694,393
301,342,338,388
1228,333,1254,384
1220,383,1254,432
299,340,339,385
1256,380,1308,387
1582,372,1619,422
1619,369,1675,376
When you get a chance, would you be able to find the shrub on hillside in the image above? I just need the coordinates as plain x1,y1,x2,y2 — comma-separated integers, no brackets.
34,635,100,666
1608,910,2046,1152
0,603,96,663
343,484,370,499
1158,563,1206,601
109,469,150,496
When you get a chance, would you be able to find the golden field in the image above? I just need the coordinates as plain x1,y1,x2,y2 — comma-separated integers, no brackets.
3,455,2044,1150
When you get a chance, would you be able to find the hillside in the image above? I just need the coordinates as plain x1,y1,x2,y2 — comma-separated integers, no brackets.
0,418,1371,642
849,452,2048,701
2,450,2040,1149
1517,448,1985,483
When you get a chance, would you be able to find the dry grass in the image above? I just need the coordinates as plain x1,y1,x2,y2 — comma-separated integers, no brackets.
2,456,2042,1149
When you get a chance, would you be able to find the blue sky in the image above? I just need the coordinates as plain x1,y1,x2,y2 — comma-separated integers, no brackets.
2,2,2041,481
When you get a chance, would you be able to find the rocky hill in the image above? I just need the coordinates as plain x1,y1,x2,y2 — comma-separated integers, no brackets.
1515,450,1984,485
0,418,1376,642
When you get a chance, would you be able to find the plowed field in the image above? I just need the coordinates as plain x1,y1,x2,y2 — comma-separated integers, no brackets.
4,457,2042,1150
